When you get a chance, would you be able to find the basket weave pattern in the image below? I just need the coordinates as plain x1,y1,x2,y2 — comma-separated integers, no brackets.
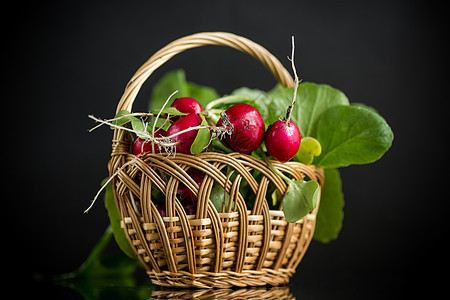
109,32,324,288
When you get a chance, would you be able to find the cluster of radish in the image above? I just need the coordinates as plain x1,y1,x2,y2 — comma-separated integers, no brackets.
130,95,301,217
133,97,300,161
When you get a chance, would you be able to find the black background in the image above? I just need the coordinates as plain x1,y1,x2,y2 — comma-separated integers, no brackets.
13,0,443,298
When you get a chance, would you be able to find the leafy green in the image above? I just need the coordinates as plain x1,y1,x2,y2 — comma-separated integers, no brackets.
312,105,394,168
53,226,153,300
149,69,219,112
131,118,151,138
190,114,211,155
282,180,320,223
103,70,393,247
296,136,322,165
111,110,136,127
103,178,136,259
210,183,231,212
314,168,344,243
111,110,151,139
271,188,282,206
185,81,220,108
229,82,349,136
268,82,350,136
54,226,138,281
152,106,187,116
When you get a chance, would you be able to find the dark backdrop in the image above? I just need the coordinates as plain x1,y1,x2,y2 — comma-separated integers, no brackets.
14,0,443,298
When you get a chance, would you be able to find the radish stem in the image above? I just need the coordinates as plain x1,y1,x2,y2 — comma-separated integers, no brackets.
284,36,301,127
259,147,292,183
152,90,178,153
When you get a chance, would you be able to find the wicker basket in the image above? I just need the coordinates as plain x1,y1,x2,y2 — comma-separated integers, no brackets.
108,32,324,288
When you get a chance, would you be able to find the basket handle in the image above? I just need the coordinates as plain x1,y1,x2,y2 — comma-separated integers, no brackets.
115,31,294,113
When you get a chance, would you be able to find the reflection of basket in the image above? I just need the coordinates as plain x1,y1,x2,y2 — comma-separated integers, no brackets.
150,286,295,299
109,32,324,288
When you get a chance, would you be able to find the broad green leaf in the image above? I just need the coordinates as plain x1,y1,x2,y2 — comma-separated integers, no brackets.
268,82,350,137
149,69,218,112
296,137,322,165
149,70,187,112
103,178,136,259
351,102,378,113
231,87,267,101
313,105,394,168
209,183,231,212
282,180,320,223
190,115,211,155
185,81,219,108
313,168,344,243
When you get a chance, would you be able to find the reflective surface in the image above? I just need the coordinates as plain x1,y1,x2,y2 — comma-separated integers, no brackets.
30,226,405,299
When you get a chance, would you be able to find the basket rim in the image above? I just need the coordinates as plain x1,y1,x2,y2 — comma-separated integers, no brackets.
114,31,294,114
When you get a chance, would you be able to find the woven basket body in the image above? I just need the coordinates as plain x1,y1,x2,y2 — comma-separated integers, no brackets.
109,32,324,288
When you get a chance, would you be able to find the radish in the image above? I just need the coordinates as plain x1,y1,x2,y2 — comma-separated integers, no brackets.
177,169,204,203
166,113,202,154
156,202,166,217
132,129,166,155
265,120,301,163
216,103,265,154
171,97,203,114
183,202,197,215
265,36,302,163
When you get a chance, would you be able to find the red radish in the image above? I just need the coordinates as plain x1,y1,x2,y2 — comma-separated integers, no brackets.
177,169,204,203
132,129,166,155
265,36,302,163
183,202,197,215
156,203,166,217
171,97,203,114
265,120,301,163
216,103,265,154
166,113,202,154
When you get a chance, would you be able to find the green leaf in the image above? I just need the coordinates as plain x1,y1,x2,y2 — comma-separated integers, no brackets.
52,226,153,300
313,105,394,168
111,110,141,130
153,106,188,116
185,81,219,108
112,110,134,126
314,168,344,243
282,180,320,223
190,115,211,155
103,178,136,259
295,137,322,165
149,70,187,112
209,183,231,212
271,188,282,206
149,69,218,112
268,82,350,136
131,118,150,139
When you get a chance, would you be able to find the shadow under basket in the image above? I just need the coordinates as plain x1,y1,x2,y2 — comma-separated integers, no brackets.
108,32,324,288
